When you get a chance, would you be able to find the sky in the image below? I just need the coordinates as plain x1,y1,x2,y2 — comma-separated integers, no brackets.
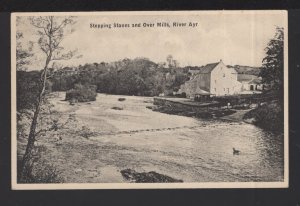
16,11,287,70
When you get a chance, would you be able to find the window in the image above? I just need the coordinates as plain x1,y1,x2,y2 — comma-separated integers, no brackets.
224,88,225,91
223,73,225,77
215,80,217,84
214,88,216,92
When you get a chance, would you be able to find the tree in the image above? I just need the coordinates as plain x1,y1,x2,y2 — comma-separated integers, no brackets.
16,16,34,71
260,27,284,92
16,32,34,71
20,16,78,181
166,55,180,69
166,55,174,68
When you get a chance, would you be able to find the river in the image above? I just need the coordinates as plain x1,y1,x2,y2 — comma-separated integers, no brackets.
51,93,284,183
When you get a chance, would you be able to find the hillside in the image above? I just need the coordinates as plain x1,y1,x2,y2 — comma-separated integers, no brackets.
228,65,262,75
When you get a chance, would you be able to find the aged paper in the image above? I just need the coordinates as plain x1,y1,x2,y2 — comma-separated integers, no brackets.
11,10,288,189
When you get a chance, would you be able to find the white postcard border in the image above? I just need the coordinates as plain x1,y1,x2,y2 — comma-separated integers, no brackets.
11,10,289,190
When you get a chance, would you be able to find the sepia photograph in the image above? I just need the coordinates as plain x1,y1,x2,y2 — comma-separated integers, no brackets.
11,11,288,189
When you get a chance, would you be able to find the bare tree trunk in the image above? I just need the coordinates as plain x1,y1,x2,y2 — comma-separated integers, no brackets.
20,56,50,182
19,96,42,181
19,16,76,182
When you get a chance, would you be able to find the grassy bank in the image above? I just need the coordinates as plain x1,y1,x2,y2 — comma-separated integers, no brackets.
243,101,283,132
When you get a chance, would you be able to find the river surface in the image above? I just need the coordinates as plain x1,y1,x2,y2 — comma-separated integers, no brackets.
52,93,284,182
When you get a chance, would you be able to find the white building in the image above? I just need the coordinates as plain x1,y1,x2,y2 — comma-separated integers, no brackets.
179,60,242,98
238,74,263,94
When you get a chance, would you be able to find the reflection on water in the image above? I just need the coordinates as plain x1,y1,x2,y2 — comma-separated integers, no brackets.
98,120,284,182
169,121,284,182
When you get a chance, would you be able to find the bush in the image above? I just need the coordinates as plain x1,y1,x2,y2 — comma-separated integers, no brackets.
18,145,64,183
80,126,97,138
65,84,97,103
17,71,41,111
118,98,126,101
243,101,283,131
29,162,64,183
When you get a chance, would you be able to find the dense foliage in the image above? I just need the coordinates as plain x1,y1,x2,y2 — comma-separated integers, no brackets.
50,57,190,96
17,71,41,111
260,27,284,93
65,84,97,102
243,101,283,131
17,71,52,111
242,27,284,132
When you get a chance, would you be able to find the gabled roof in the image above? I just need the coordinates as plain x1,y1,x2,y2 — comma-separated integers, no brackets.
237,74,261,84
237,74,257,82
249,78,262,84
189,60,237,75
198,62,219,74
195,87,211,95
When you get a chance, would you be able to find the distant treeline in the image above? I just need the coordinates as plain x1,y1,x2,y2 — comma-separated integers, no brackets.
17,58,262,110
45,58,190,96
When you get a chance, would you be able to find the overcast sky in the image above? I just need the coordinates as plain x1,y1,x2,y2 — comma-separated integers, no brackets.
16,11,286,70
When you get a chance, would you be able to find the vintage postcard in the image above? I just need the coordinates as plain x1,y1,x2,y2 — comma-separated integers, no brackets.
11,10,288,189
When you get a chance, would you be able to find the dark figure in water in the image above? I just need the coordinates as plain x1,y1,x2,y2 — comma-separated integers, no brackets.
233,148,240,155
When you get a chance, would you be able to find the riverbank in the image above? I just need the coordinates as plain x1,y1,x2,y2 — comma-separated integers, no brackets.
220,109,253,122
243,100,283,132
152,97,237,119
151,97,282,127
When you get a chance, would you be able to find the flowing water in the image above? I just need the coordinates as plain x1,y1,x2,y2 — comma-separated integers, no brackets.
92,121,284,182
53,93,285,182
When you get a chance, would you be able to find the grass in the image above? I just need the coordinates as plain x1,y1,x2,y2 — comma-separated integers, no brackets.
17,145,64,183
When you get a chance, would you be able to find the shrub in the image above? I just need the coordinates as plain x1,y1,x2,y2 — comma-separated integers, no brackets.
18,146,64,183
243,101,283,131
17,71,41,111
65,84,97,103
80,126,97,138
118,98,126,101
29,162,64,183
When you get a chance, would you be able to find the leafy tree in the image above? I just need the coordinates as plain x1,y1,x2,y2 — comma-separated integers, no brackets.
20,16,79,181
166,55,173,69
17,71,41,111
65,83,97,102
16,32,34,71
47,57,187,97
260,27,284,92
16,17,34,71
166,55,179,70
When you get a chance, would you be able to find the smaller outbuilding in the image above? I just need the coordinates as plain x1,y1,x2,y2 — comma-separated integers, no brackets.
237,74,263,94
